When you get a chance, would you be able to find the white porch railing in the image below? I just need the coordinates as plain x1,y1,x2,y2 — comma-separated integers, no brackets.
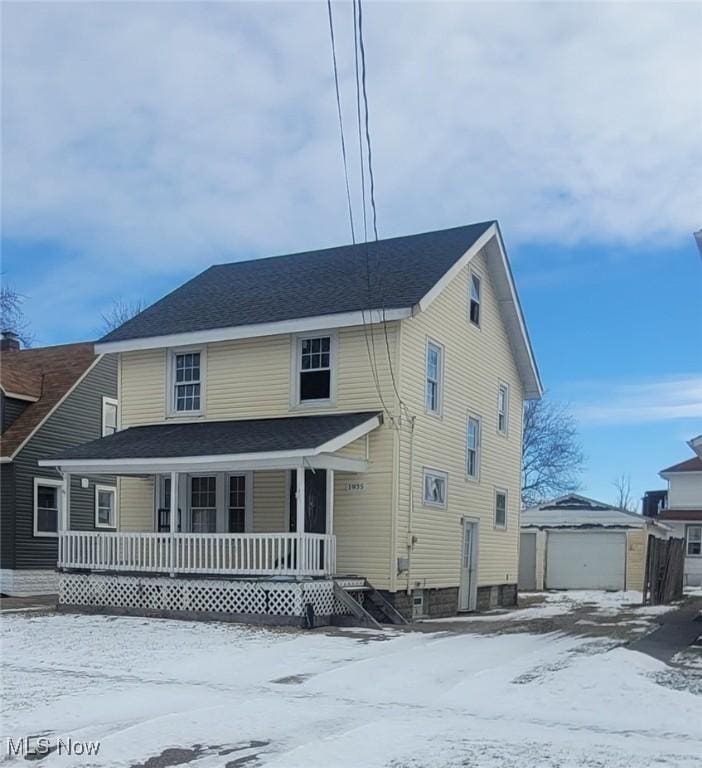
58,532,336,577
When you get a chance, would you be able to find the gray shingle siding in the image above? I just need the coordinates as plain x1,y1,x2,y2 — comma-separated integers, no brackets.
100,223,494,343
10,354,118,571
1,394,29,432
1,463,16,569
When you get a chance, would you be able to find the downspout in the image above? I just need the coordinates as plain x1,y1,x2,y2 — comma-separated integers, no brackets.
406,415,416,595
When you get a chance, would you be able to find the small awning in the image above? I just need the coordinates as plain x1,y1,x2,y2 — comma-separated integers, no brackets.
39,411,382,474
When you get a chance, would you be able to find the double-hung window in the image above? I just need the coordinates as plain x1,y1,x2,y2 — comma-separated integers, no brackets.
190,476,217,532
228,475,247,533
469,273,481,326
426,340,443,415
102,397,118,436
171,350,203,414
687,526,702,556
497,383,509,434
466,415,481,479
33,478,62,537
298,335,333,402
495,489,507,528
423,468,447,508
95,485,117,528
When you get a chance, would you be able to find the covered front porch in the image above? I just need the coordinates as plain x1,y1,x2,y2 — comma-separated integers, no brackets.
39,412,383,624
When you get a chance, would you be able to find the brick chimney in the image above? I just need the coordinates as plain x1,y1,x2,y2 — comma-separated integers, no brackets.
0,330,21,351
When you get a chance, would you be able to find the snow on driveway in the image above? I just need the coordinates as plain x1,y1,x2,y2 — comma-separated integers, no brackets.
1,613,701,768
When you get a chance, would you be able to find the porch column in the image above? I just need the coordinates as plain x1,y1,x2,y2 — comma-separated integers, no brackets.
169,471,178,576
59,472,70,568
296,464,305,575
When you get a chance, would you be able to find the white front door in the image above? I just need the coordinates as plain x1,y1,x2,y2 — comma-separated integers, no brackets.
459,520,478,611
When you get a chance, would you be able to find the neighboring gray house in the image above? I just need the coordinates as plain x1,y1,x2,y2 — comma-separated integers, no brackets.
0,333,117,596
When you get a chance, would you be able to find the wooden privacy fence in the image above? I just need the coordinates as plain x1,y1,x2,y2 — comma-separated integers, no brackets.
643,535,685,605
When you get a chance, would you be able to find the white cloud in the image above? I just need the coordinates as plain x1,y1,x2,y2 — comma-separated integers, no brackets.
574,375,702,425
2,1,701,340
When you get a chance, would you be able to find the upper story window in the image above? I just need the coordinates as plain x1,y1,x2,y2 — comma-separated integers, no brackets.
466,415,481,479
495,489,507,528
95,484,117,528
294,334,336,404
169,348,205,415
102,397,118,436
425,340,443,415
687,525,702,557
33,478,62,537
469,273,481,326
423,468,447,508
497,383,509,434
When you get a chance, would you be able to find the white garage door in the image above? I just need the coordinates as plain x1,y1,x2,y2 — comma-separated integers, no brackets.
546,531,626,590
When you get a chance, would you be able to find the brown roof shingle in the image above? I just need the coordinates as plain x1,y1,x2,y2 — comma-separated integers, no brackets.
0,342,97,459
660,456,702,474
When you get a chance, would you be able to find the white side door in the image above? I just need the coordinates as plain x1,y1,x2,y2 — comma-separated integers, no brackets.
459,520,478,611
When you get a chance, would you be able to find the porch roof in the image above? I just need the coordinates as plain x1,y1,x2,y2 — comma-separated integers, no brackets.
39,411,382,474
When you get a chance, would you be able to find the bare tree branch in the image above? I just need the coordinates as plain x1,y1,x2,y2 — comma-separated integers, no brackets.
100,298,145,334
522,397,585,507
0,281,33,347
612,473,636,512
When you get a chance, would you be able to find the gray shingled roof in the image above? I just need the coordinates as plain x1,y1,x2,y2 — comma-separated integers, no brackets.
43,412,381,461
100,222,494,343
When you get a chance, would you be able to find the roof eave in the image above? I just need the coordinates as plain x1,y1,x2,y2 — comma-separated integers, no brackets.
94,309,412,354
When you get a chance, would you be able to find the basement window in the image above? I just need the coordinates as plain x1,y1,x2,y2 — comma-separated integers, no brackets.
687,526,702,556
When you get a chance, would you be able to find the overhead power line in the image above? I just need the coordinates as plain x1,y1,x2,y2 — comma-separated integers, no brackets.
326,0,355,244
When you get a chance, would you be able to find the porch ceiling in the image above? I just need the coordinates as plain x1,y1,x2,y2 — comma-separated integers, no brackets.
38,411,381,474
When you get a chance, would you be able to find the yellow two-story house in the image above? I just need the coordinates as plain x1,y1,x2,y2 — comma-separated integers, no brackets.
41,221,542,625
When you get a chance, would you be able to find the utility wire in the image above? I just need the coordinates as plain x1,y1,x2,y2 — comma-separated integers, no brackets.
326,0,355,244
355,0,409,421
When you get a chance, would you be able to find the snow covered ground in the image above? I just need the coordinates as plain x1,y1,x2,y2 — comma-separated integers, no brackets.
2,611,701,768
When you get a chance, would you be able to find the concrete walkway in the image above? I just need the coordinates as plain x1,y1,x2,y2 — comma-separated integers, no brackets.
629,596,702,663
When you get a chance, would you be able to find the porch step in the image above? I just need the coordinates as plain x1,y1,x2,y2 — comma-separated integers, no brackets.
363,580,409,625
332,582,382,630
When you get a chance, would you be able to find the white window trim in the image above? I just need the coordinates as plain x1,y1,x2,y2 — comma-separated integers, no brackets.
494,487,508,529
94,484,117,529
425,337,444,417
188,473,218,533
102,396,119,437
466,413,482,481
497,382,509,436
686,525,702,558
33,477,63,538
422,467,448,509
469,270,482,328
167,346,206,418
290,330,338,408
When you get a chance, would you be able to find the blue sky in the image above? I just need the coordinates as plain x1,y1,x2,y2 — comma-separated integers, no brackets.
2,1,701,507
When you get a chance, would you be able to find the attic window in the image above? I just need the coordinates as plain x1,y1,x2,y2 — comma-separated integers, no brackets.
469,273,481,326
296,335,335,403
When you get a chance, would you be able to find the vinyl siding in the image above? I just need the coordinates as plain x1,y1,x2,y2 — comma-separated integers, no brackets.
118,325,399,583
667,473,702,509
11,355,118,570
396,248,524,590
118,477,155,531
2,394,29,431
1,463,16,568
625,529,651,592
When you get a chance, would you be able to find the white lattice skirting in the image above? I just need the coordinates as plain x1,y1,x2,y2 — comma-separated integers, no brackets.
59,572,363,620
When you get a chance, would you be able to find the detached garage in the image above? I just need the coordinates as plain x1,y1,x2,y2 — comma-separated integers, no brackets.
519,495,670,592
